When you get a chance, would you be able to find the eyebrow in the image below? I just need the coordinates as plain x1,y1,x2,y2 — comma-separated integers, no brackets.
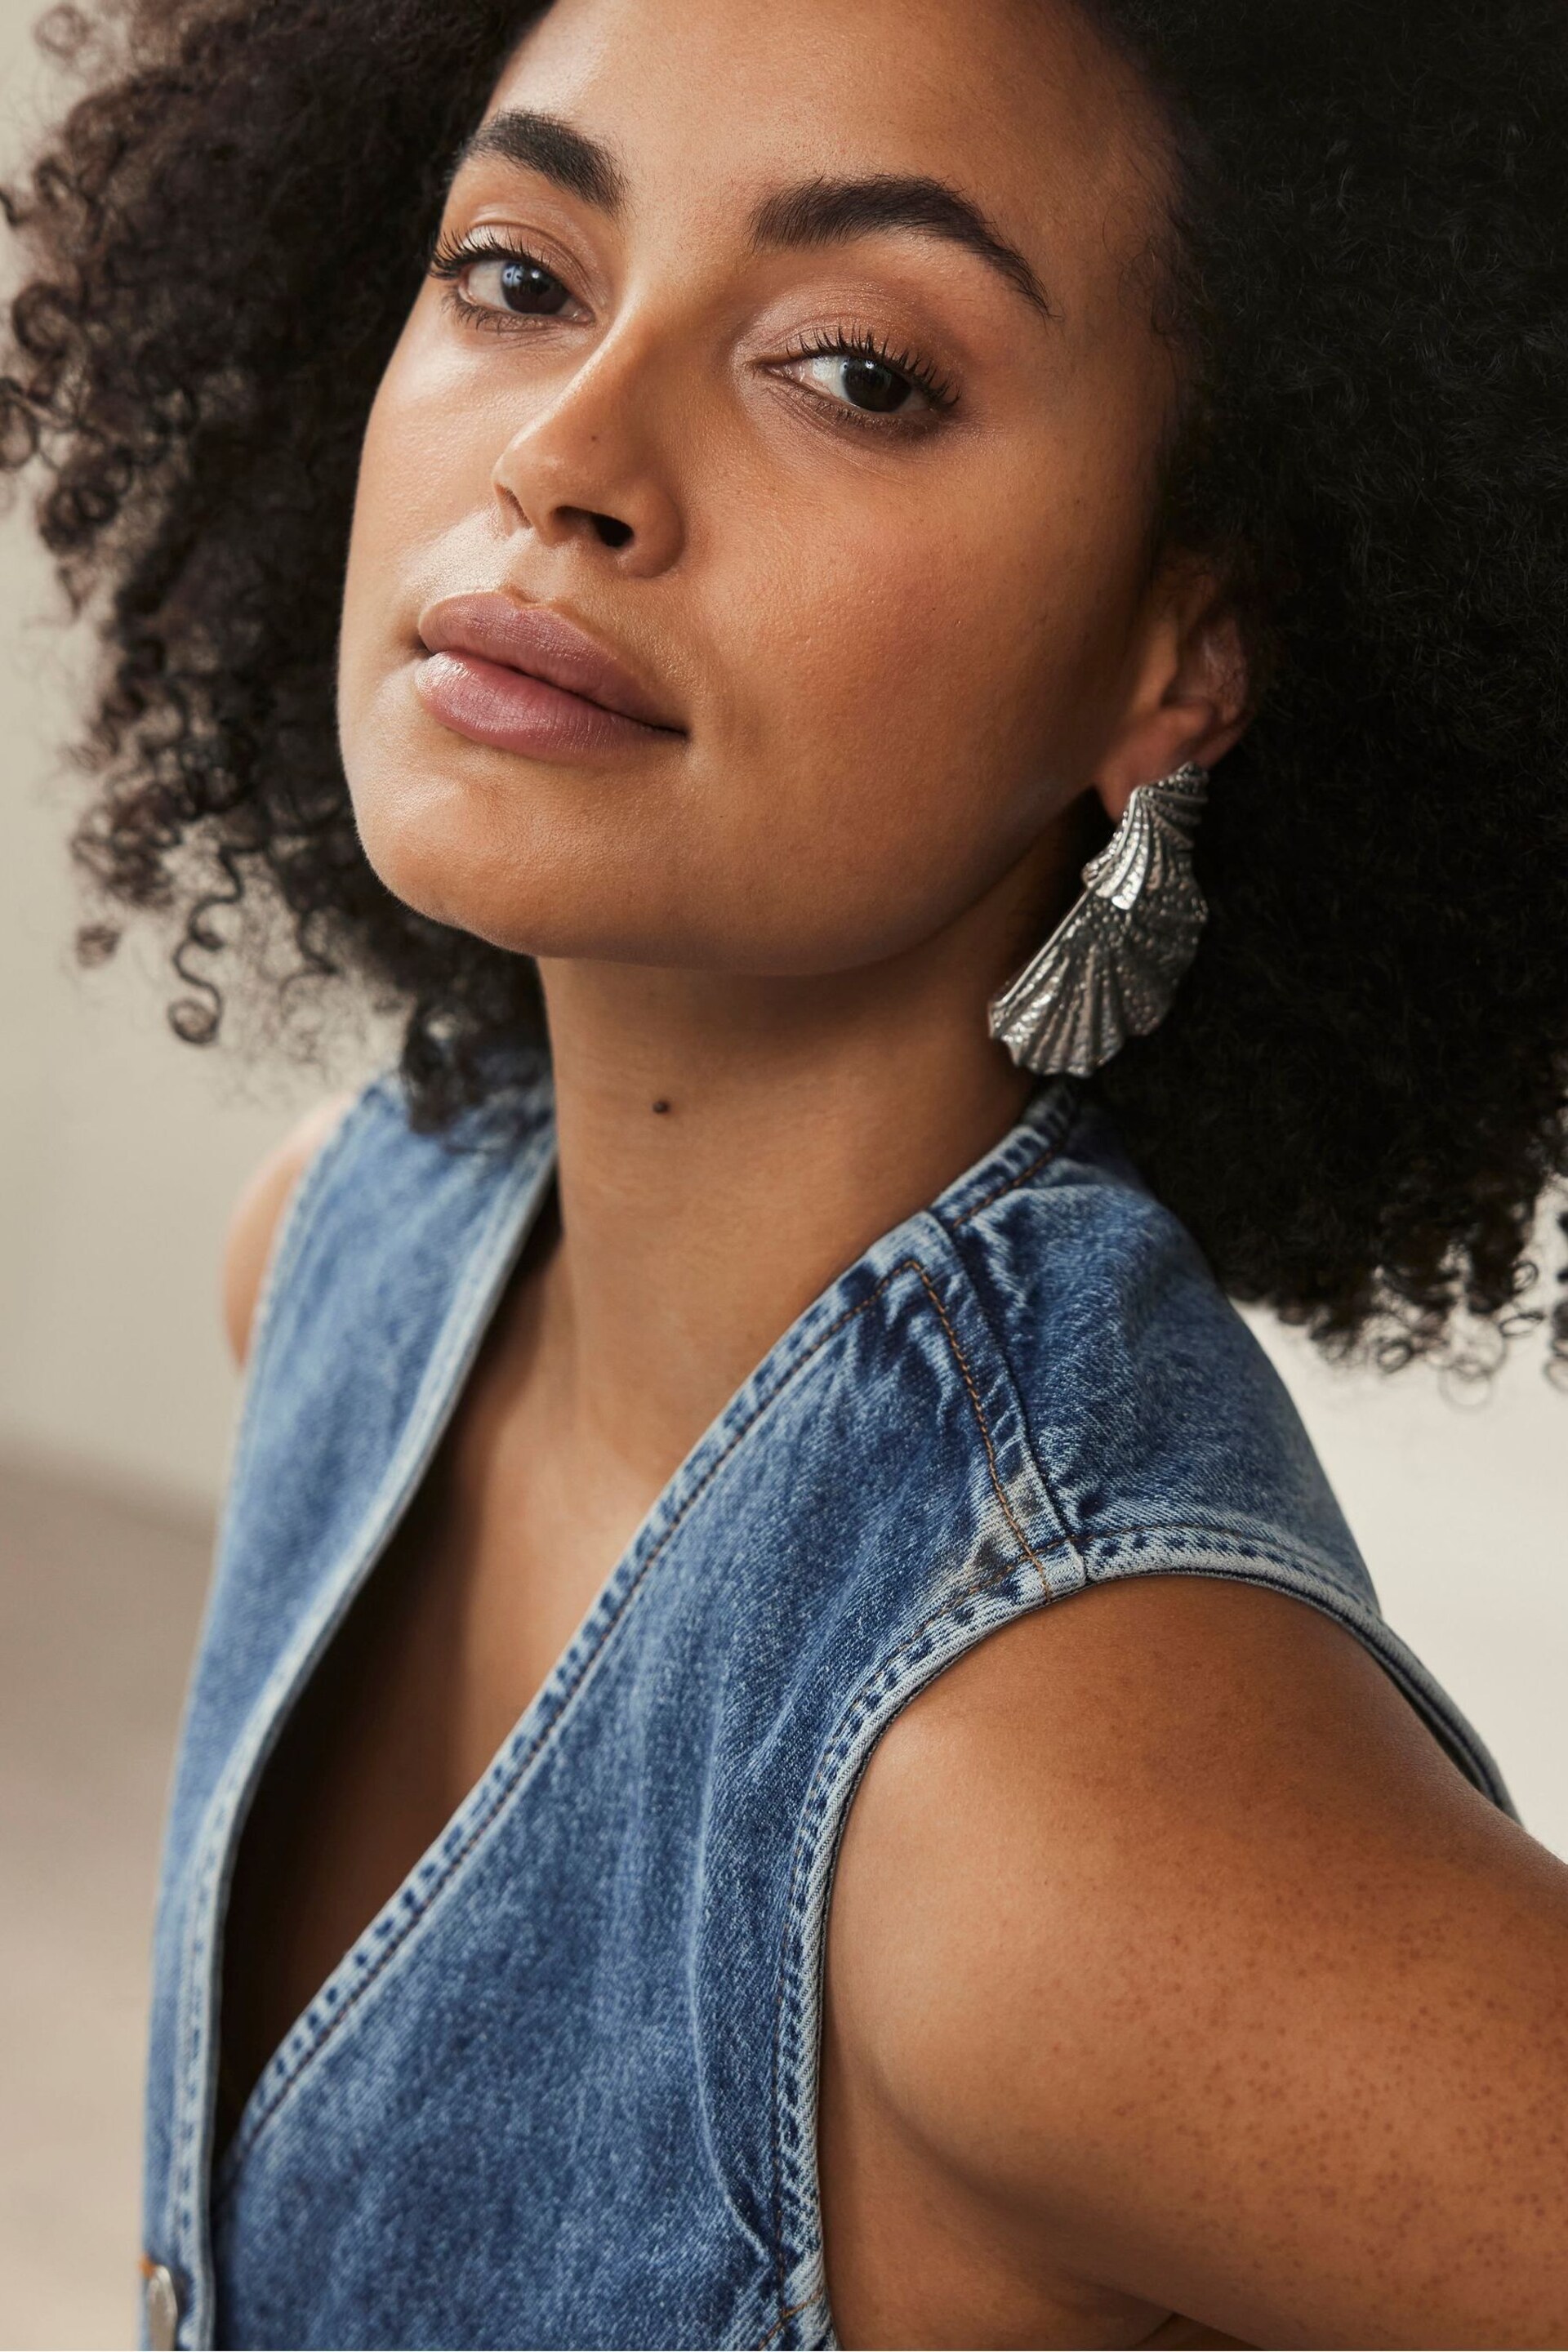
451,108,629,213
749,175,1055,324
449,109,1056,326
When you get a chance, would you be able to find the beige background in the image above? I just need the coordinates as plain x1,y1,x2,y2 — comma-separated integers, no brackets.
1,5,1564,2345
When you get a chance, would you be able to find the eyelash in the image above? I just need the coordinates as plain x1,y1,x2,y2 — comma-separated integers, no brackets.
426,229,572,334
776,324,956,434
425,229,959,431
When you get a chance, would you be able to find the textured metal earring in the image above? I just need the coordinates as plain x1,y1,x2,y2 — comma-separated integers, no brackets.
987,760,1210,1078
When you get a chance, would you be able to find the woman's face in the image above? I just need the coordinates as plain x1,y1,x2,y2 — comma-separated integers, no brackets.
339,0,1184,975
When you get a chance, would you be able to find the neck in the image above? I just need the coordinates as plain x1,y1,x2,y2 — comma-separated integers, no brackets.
528,882,1048,1496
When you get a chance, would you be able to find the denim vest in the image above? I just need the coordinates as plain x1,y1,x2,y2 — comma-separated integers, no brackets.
139,1059,1511,2350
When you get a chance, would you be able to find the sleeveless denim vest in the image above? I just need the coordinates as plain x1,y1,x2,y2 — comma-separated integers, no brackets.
139,1059,1512,2351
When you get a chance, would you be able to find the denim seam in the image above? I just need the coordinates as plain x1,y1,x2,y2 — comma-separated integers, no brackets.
215,1078,387,1561
948,1143,1058,1225
172,1116,541,2333
1080,1518,1370,1596
203,1151,552,2193
162,1079,390,2324
764,1250,1089,2345
764,1562,1052,2348
755,2292,817,2350
930,1217,1089,1587
908,1263,1057,1584
942,1094,1089,1232
212,1254,931,2192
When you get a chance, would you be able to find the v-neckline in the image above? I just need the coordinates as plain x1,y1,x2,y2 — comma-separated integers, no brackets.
208,1094,564,2202
204,1068,1075,2211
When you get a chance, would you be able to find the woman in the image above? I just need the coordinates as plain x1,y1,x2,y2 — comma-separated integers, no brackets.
5,0,1567,2342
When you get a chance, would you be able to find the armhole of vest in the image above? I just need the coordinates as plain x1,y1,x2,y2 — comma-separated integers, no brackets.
763,1559,1055,2350
762,1541,1516,2352
215,1070,399,1542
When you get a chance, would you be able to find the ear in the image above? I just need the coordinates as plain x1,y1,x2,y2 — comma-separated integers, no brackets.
1094,559,1253,824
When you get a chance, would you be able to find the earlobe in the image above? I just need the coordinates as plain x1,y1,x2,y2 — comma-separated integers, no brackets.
992,566,1241,1076
1094,582,1252,823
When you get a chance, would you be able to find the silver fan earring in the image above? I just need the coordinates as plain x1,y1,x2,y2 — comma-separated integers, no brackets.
987,760,1210,1078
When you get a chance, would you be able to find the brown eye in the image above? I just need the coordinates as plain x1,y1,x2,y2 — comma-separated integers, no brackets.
464,253,573,316
795,350,923,415
777,328,954,430
839,356,914,412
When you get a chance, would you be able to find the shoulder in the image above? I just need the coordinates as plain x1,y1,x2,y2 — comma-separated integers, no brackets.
825,1575,1568,2342
222,1091,358,1364
947,1100,1368,1595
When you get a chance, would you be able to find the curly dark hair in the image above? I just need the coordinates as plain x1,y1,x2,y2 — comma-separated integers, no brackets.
3,0,1566,1373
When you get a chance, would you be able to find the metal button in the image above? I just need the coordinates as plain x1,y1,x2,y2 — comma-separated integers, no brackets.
142,2260,180,2351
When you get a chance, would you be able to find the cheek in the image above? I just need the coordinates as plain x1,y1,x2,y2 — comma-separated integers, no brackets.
338,336,498,760
336,384,484,926
691,475,1137,958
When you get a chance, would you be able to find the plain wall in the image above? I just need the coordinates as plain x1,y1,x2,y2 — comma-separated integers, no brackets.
2,2,1564,1852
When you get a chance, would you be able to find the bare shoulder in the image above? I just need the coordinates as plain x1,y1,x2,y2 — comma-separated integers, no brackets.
826,1575,1568,2346
221,1091,358,1365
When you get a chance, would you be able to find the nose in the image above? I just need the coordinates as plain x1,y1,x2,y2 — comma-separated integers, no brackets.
491,334,685,577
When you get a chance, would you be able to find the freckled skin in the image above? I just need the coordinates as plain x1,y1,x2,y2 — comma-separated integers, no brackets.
822,1579,1568,2346
218,0,1568,2344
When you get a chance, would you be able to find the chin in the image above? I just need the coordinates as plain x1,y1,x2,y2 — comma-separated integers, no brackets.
342,717,956,978
347,763,688,964
352,797,570,954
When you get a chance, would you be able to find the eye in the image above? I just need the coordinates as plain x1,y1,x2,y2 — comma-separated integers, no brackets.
427,232,583,323
778,329,956,429
464,252,572,317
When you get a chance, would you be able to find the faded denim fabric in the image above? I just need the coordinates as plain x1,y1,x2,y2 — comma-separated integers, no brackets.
139,1060,1512,2351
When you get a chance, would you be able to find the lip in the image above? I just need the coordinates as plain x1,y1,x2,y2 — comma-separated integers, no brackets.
413,593,686,761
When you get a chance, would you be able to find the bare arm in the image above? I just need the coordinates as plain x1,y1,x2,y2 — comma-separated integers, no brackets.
221,1093,355,1365
823,1575,1568,2349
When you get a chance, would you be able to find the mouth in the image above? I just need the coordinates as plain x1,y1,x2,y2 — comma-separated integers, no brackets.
413,593,686,761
